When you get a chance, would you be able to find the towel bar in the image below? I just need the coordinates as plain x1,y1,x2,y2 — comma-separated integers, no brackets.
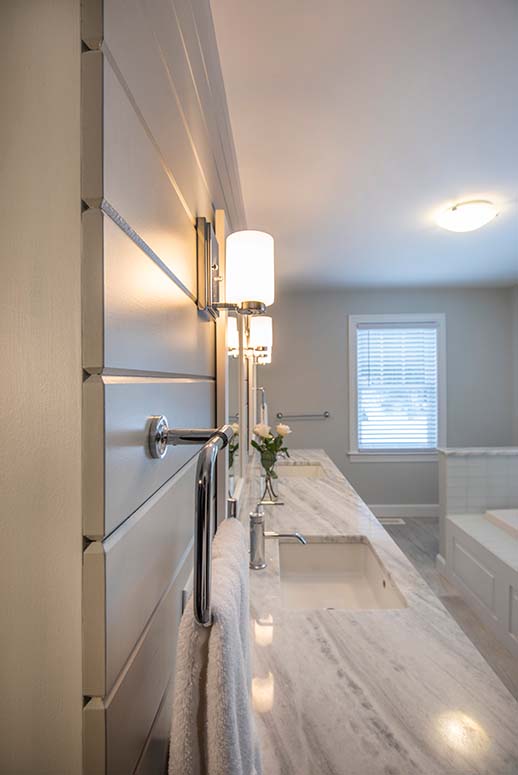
276,411,330,421
148,417,233,626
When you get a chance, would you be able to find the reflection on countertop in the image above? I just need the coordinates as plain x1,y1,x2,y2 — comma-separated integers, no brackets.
247,449,518,775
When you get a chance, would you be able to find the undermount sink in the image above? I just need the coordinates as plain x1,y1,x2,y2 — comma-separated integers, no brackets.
276,462,324,478
279,539,407,610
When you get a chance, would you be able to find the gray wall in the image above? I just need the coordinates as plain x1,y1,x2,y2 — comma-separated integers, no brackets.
0,2,83,773
259,286,516,506
513,286,518,445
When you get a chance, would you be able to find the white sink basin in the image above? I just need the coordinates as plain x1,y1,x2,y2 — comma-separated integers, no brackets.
276,463,324,478
279,539,406,610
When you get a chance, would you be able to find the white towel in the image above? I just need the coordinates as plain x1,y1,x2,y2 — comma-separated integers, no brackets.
169,518,262,775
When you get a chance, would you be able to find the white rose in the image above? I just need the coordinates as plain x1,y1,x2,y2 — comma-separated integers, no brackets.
254,422,272,439
276,423,292,437
231,423,240,435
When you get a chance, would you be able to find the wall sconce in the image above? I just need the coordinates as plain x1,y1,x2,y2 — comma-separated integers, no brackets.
227,316,239,357
197,219,274,318
249,315,273,364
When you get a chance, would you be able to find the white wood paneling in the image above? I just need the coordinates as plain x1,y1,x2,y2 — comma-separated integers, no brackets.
82,50,197,294
83,375,215,538
134,678,174,775
452,538,496,613
82,209,215,375
83,551,191,775
84,458,196,695
81,0,245,232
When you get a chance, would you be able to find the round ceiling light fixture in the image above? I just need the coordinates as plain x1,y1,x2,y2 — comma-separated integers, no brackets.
436,200,498,232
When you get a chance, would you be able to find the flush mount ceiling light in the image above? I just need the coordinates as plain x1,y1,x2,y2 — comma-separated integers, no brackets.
436,200,498,233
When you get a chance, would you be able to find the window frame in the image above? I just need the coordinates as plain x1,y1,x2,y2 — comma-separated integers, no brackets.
348,313,447,463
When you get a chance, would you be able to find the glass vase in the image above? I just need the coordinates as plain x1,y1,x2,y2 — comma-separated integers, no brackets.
260,469,278,502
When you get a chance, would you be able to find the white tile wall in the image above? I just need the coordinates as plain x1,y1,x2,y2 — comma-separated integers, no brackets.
444,454,518,514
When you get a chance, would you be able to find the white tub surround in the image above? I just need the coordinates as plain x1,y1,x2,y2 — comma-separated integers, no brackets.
442,513,518,659
249,450,518,775
438,447,518,559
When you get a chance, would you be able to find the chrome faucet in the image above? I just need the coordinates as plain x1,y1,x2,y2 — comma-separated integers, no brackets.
249,505,307,571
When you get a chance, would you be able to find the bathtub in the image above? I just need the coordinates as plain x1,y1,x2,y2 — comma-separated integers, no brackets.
440,510,518,658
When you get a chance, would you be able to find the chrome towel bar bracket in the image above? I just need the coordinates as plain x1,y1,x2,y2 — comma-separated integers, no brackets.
148,415,231,459
276,411,330,421
147,417,233,627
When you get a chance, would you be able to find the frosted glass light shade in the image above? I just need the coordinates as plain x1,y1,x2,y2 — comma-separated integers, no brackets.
249,316,273,350
436,200,498,232
227,316,239,354
226,230,275,307
257,351,272,365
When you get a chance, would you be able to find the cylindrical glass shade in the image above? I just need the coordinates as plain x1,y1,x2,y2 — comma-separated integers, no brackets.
227,316,239,354
249,316,273,350
226,230,275,307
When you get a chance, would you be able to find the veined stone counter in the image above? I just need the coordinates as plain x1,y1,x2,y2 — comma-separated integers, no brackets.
248,449,518,775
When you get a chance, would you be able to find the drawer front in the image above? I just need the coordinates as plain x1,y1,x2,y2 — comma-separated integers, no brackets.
84,458,196,695
82,209,215,376
82,49,197,295
83,550,191,775
83,375,214,538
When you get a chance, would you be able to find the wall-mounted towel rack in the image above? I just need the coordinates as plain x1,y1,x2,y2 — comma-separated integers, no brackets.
148,417,233,626
276,411,330,421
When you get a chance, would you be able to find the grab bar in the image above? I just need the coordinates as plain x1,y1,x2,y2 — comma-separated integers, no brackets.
148,416,233,626
276,411,330,421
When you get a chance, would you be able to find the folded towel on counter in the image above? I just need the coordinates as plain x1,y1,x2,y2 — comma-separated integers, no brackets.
169,518,262,775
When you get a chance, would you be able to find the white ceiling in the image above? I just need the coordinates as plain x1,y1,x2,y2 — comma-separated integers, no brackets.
211,0,518,289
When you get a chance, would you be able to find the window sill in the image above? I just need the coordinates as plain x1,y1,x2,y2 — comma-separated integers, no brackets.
348,451,438,463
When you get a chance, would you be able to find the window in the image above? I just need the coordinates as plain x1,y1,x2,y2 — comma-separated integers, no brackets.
348,314,446,461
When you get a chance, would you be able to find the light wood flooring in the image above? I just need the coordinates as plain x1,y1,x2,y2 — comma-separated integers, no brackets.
383,517,518,702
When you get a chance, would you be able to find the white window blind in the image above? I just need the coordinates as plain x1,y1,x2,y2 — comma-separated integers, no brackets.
356,323,439,451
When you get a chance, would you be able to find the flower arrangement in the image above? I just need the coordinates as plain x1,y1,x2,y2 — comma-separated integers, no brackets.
229,423,239,471
252,422,292,500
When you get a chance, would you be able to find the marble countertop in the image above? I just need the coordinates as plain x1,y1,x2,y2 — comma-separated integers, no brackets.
247,450,518,775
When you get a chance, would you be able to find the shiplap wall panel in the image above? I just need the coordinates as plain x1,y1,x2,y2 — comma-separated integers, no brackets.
81,0,245,232
82,50,197,294
80,0,243,770
134,679,174,775
83,376,215,539
83,551,191,775
173,0,244,221
103,0,215,224
83,458,196,695
82,210,215,375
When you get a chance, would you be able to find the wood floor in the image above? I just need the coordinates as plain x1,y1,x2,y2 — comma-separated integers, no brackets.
383,517,518,702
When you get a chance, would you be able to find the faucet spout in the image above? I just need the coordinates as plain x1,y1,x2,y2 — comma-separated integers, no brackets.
264,531,307,545
249,509,307,571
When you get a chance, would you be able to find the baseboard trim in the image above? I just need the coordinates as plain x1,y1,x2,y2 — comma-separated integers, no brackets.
369,504,439,519
435,553,446,574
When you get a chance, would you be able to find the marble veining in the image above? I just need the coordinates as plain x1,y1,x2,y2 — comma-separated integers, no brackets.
247,450,518,775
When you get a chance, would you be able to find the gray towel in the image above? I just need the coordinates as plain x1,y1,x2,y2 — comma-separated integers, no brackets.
169,518,262,775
